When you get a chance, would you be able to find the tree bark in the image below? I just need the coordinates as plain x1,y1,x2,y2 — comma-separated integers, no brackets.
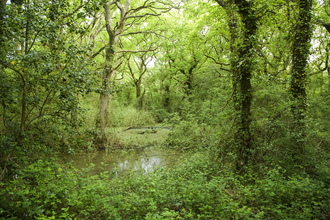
96,1,128,143
0,0,6,43
216,0,257,172
0,0,6,130
290,0,312,164
95,0,172,144
21,1,30,132
135,78,143,109
234,0,258,172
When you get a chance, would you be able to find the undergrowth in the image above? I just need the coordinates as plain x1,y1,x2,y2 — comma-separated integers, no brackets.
81,96,156,129
1,152,330,220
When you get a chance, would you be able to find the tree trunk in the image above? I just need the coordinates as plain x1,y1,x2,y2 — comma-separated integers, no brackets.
234,0,257,172
135,79,142,109
0,0,6,45
96,3,117,144
97,42,115,143
20,1,30,134
290,0,312,165
186,70,193,97
163,84,170,110
215,0,257,172
20,84,26,132
96,1,131,144
0,0,6,130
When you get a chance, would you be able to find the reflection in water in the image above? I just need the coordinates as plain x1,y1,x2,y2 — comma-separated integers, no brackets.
67,148,182,176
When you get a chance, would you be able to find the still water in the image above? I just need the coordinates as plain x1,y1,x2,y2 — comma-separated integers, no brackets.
64,147,183,176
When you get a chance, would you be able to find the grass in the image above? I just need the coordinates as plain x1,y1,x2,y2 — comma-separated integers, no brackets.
80,93,169,149
106,127,171,149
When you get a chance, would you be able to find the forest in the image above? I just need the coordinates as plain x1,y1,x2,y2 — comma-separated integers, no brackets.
1,0,330,219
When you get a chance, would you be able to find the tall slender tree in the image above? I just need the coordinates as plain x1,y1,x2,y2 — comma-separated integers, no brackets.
95,0,174,144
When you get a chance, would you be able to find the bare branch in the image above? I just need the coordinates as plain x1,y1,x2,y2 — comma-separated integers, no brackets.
119,31,154,36
173,77,185,85
91,44,108,59
127,8,172,19
0,62,25,85
115,45,160,54
28,20,51,53
61,0,93,19
81,12,103,39
113,59,124,71
205,54,230,66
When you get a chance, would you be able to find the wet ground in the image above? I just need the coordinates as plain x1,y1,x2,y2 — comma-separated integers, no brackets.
64,147,183,176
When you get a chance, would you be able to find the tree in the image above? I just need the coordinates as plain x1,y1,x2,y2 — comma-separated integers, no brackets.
126,50,155,109
0,0,95,148
161,11,208,101
94,0,175,144
289,0,313,166
215,0,258,172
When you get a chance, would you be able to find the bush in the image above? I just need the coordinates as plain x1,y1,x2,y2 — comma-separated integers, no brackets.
1,151,330,219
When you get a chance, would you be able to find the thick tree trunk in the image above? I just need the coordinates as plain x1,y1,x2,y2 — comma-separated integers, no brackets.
97,44,115,143
290,0,312,164
215,0,257,172
233,0,257,172
96,1,131,144
96,3,117,144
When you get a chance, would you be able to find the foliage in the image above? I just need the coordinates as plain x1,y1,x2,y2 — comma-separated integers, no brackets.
1,153,330,219
2,0,330,219
0,0,97,155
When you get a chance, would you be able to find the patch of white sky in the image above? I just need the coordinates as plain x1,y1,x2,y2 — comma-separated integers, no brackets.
310,27,328,64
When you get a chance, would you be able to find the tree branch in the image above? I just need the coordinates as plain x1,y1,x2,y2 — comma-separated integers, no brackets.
61,0,93,19
126,8,172,19
119,31,155,36
205,54,230,66
115,45,160,54
91,44,108,59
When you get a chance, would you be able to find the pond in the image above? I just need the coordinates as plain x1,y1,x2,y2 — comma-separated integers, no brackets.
62,147,183,176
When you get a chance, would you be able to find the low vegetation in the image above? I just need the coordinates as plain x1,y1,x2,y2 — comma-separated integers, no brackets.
2,0,330,219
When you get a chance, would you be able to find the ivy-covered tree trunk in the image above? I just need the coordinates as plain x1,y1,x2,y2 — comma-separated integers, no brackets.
0,0,5,48
290,0,312,165
0,0,6,130
234,0,257,172
215,0,257,172
217,0,240,132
